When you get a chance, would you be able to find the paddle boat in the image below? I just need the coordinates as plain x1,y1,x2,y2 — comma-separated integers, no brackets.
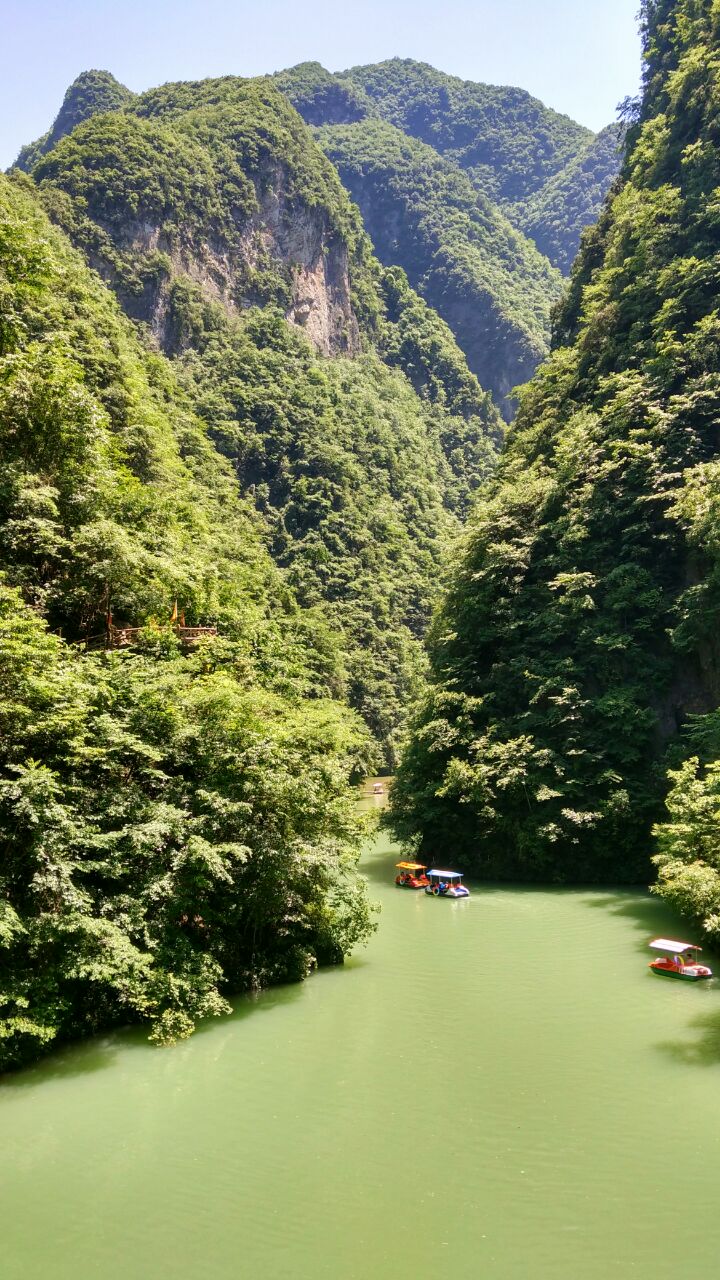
648,938,712,981
395,862,430,890
425,870,470,899
373,782,384,795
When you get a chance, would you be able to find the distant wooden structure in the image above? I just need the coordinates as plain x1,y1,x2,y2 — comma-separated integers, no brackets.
84,611,218,651
107,623,218,649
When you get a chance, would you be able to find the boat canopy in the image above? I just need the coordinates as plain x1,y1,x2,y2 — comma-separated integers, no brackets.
649,938,701,953
428,870,463,880
396,862,427,872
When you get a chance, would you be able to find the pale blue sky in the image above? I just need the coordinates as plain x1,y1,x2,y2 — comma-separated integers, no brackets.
2,0,641,169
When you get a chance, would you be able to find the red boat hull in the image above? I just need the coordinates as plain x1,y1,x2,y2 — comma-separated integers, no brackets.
649,960,712,981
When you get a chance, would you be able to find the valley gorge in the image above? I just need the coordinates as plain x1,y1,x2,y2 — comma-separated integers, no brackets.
4,1,720,1076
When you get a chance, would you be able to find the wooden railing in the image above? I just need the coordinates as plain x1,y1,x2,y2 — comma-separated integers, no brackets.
110,626,143,648
174,626,218,644
83,624,218,650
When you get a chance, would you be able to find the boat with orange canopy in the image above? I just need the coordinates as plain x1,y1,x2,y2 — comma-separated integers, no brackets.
395,862,430,890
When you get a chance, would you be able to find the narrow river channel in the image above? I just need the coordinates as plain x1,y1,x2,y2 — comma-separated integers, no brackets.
2,785,720,1278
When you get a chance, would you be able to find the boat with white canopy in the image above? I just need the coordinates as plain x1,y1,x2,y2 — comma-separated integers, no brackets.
648,938,712,981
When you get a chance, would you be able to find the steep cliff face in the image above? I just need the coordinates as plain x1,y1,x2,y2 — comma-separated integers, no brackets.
71,166,360,358
389,0,720,884
32,83,365,360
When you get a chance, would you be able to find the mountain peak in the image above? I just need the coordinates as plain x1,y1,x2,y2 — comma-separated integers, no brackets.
52,70,134,138
13,69,134,171
273,62,371,125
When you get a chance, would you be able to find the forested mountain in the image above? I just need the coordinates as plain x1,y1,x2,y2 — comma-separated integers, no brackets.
390,0,720,908
273,61,373,126
18,60,623,424
325,60,622,273
315,118,561,414
16,73,501,764
15,70,136,173
341,59,591,204
512,124,625,273
274,58,622,411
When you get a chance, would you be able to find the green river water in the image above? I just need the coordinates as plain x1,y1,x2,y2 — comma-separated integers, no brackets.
3,784,720,1278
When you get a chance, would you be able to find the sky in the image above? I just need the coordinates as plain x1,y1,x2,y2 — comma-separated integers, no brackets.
1,0,642,169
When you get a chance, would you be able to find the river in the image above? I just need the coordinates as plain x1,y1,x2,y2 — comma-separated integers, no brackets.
2,788,720,1277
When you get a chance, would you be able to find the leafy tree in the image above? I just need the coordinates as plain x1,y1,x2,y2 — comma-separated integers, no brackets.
652,755,720,945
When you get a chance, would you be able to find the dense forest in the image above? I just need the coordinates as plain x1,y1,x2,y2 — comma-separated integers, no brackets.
390,0,720,938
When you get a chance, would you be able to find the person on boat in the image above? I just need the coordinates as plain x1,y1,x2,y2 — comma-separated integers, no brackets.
673,954,683,970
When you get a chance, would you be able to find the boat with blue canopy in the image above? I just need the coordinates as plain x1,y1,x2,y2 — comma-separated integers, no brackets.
425,870,470,899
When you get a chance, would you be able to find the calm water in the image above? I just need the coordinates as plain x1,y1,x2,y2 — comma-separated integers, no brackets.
3,793,720,1278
